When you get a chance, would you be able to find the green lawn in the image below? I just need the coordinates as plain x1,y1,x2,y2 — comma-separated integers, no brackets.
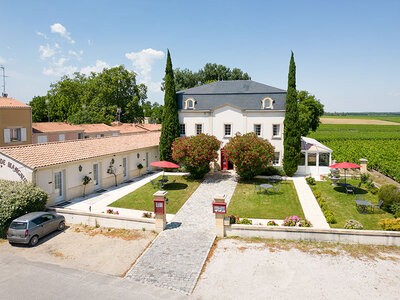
110,175,202,214
227,179,304,219
313,179,394,230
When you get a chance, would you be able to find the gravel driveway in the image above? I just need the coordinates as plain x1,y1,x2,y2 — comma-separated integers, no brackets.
0,224,156,276
193,238,400,299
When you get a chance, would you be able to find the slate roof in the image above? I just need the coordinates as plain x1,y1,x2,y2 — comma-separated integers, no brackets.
176,80,286,111
0,97,31,109
0,131,160,169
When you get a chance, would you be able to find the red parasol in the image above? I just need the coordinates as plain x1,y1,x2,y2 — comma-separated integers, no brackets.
150,161,180,177
329,162,362,185
150,161,180,168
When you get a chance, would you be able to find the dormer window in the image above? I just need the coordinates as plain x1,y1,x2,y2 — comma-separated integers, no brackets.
261,97,274,109
184,98,196,110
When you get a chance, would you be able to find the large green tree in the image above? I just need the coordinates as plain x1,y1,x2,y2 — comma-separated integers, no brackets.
162,63,251,91
159,50,180,161
30,96,49,122
29,66,148,124
297,90,324,136
283,52,301,176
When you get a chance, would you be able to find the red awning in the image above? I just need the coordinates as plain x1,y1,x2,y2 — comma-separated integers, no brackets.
150,161,180,168
329,162,362,169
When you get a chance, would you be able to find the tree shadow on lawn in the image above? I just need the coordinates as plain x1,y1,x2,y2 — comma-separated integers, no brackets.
163,183,188,190
333,186,368,194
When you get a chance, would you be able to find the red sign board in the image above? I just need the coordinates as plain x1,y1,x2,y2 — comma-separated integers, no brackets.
212,202,227,214
154,199,165,215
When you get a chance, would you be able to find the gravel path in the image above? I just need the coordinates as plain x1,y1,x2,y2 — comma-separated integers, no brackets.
125,172,237,294
194,239,400,299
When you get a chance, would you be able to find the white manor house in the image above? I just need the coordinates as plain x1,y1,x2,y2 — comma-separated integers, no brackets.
177,80,286,170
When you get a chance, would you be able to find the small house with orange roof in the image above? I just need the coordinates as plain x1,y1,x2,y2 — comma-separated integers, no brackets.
0,97,32,147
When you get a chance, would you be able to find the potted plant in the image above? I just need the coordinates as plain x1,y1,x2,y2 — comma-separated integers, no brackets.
82,175,92,196
137,163,143,176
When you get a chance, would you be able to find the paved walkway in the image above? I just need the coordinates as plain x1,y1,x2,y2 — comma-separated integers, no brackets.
291,177,330,229
60,172,188,221
125,172,238,295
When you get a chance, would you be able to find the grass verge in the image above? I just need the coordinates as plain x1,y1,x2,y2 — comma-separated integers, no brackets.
228,179,304,219
227,236,400,261
313,179,393,230
110,175,202,214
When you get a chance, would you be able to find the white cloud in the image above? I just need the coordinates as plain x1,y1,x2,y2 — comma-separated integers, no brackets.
50,23,75,44
42,56,77,76
36,31,48,39
68,50,83,60
81,60,110,75
39,44,56,59
125,48,165,92
88,40,92,46
0,56,6,64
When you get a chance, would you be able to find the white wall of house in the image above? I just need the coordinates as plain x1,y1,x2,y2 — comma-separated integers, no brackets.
179,106,284,165
0,154,33,182
1,146,159,206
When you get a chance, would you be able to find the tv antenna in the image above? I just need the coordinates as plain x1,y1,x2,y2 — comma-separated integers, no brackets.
0,66,8,97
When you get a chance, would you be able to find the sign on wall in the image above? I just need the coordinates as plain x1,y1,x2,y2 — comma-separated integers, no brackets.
0,157,28,182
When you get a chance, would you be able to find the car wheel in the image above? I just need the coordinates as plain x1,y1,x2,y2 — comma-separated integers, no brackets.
29,235,39,247
8,241,15,246
57,221,65,231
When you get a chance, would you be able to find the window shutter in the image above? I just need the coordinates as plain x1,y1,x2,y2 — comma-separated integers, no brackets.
4,129,10,143
21,128,27,142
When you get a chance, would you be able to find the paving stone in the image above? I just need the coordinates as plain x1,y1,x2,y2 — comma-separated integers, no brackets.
125,172,237,295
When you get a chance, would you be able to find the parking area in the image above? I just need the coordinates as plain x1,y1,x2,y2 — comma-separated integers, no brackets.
0,224,156,276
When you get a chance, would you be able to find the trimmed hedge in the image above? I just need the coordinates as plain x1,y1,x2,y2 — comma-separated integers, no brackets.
0,180,48,238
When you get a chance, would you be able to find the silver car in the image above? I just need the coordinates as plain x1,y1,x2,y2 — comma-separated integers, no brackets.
7,212,65,246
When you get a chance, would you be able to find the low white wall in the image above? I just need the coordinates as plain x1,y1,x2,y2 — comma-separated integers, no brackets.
226,224,400,246
49,208,155,231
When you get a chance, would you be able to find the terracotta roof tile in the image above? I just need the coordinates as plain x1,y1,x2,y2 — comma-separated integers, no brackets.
0,132,160,169
136,124,162,131
0,97,30,108
76,123,120,133
32,122,83,133
115,124,147,134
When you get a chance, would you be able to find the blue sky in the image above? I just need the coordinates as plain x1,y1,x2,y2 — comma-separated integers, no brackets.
1,0,399,112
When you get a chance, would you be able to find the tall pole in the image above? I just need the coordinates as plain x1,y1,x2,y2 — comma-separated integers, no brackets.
1,66,7,97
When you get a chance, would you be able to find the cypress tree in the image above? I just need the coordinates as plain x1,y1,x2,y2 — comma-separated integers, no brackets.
283,51,301,176
159,49,180,161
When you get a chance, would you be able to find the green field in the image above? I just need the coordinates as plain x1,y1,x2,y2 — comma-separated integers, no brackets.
323,115,400,123
308,124,400,182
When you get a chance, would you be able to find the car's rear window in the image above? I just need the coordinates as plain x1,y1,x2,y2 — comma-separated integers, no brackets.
10,222,27,230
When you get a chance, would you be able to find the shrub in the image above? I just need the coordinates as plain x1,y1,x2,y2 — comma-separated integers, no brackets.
238,218,252,225
306,176,316,185
298,219,312,227
267,220,278,226
106,209,119,215
229,214,238,224
282,215,312,227
390,203,400,218
282,215,301,226
142,212,153,218
0,180,48,238
323,210,337,224
378,218,400,231
260,166,285,176
223,132,275,180
344,219,363,230
360,173,371,184
378,184,400,212
172,134,221,179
